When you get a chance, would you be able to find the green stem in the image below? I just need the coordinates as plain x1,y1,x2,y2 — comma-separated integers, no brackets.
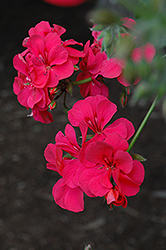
127,96,158,153
72,77,92,85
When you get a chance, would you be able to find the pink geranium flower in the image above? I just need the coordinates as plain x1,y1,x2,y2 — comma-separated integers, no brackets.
121,17,137,30
44,143,84,212
77,40,122,97
80,132,145,199
22,21,84,89
117,42,156,87
44,96,145,211
13,21,84,123
31,109,53,124
44,122,91,211
78,74,109,98
23,33,74,88
26,21,84,66
13,52,54,123
68,95,135,140
27,21,66,38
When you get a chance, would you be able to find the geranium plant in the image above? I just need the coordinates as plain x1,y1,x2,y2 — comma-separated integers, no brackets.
13,0,166,216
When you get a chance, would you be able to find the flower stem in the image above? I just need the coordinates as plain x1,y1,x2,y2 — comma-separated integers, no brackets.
127,96,158,153
72,77,92,85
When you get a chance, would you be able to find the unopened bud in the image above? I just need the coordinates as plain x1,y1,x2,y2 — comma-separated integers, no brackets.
49,87,59,95
74,65,79,71
49,100,57,110
131,153,146,162
66,82,73,95
120,90,128,108
84,244,92,250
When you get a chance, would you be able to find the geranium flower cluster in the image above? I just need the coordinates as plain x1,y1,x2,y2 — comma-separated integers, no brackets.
12,21,123,123
13,19,150,212
13,21,84,123
13,19,156,124
76,30,122,98
44,95,145,212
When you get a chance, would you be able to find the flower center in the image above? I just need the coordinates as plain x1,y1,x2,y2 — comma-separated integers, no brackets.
103,156,115,170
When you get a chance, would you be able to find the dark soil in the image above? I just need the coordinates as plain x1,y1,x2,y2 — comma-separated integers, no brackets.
0,0,166,249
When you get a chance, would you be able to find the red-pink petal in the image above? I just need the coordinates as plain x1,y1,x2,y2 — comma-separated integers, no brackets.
104,133,129,153
52,60,74,79
13,54,29,76
117,173,140,196
25,35,45,58
114,150,133,174
107,118,135,140
101,58,122,78
32,109,53,124
44,143,57,164
52,178,84,212
48,45,68,66
55,124,80,158
144,43,156,63
127,160,145,185
97,99,117,130
121,17,136,30
85,141,114,165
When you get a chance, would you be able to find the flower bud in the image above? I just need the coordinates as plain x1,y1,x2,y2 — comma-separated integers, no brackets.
84,245,92,250
131,153,146,162
120,90,128,108
49,100,57,110
66,82,73,95
49,87,59,96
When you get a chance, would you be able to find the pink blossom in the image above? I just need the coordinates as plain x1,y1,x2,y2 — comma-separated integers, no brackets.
63,39,84,65
68,95,135,140
105,186,127,208
54,124,87,194
28,21,66,38
13,53,50,109
21,21,84,89
44,98,144,210
78,74,109,98
13,52,53,123
31,109,53,124
68,95,117,133
13,21,84,123
77,41,122,97
121,17,137,30
80,132,145,198
44,143,84,212
23,33,74,88
91,29,103,53
131,42,156,64
117,43,156,87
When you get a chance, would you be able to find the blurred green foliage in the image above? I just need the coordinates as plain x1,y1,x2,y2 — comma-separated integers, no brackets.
90,0,166,117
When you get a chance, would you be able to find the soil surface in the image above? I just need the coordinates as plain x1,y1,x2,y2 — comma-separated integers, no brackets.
0,1,166,250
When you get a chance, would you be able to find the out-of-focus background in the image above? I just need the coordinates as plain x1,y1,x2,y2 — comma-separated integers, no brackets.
0,0,166,249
